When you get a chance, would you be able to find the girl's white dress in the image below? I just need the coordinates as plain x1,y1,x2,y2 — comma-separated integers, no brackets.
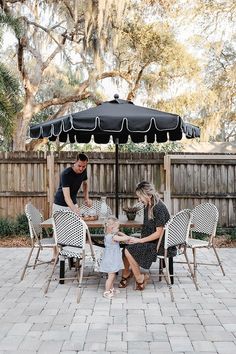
99,233,124,273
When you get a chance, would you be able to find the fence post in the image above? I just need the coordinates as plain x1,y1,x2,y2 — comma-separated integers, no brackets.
46,152,55,218
164,154,171,214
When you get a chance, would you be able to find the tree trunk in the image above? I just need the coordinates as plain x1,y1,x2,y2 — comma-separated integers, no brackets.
13,96,34,151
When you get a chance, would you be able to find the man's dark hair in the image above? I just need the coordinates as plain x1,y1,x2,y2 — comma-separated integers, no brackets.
77,153,88,161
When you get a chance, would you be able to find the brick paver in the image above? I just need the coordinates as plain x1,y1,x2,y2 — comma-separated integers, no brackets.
0,247,236,353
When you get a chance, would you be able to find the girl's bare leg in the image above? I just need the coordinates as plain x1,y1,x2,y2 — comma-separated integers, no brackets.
105,272,116,291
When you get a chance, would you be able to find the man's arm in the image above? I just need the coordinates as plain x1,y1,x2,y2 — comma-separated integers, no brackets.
62,187,80,214
82,180,92,206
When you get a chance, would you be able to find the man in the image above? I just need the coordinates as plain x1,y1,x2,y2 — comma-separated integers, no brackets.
53,153,92,214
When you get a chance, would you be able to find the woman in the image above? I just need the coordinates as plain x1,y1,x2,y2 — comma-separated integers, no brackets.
118,181,176,290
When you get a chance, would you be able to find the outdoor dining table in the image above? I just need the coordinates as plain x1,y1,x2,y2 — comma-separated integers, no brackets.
41,215,143,283
41,215,144,230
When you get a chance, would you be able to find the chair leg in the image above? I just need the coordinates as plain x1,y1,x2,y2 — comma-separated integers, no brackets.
44,253,59,294
164,256,174,302
159,259,163,282
192,248,197,279
184,248,198,290
33,247,41,269
159,258,174,284
68,257,74,270
20,246,34,280
59,257,65,284
77,256,85,303
212,245,225,276
169,257,174,285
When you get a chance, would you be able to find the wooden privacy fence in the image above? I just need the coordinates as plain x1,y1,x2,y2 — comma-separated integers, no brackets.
0,151,235,227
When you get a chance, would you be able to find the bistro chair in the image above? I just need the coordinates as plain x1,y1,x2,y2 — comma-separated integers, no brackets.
187,202,225,280
21,203,56,280
80,199,112,248
157,209,198,302
44,209,97,303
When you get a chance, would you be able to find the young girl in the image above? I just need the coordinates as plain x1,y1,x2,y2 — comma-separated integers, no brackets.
100,216,130,299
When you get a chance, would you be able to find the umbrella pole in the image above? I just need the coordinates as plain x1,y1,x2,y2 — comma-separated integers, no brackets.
115,140,119,218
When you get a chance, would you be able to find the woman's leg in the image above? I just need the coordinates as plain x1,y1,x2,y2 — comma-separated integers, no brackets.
122,251,131,277
105,272,116,292
118,250,134,288
124,249,144,284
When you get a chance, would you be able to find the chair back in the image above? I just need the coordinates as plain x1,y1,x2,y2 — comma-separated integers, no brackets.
133,201,144,217
164,209,192,250
191,203,218,239
25,203,43,240
80,200,112,217
52,210,86,248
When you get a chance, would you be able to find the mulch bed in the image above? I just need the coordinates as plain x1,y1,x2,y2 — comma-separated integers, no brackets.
0,236,32,247
0,235,236,248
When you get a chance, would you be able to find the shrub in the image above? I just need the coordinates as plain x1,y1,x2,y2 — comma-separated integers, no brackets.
0,218,15,237
217,227,236,241
0,213,29,237
15,214,29,235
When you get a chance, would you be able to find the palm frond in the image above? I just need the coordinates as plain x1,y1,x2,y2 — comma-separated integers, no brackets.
0,12,23,39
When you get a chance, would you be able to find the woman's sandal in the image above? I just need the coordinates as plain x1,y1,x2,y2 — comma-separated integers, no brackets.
135,273,150,291
118,271,133,288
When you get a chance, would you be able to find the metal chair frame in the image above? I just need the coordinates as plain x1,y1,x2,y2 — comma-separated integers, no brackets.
187,202,225,280
44,209,97,303
157,209,198,302
20,203,56,280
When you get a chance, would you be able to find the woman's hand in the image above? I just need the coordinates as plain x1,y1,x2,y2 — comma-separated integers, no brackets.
128,237,142,244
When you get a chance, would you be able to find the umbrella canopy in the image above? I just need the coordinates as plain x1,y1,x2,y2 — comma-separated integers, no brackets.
30,94,200,215
30,94,200,143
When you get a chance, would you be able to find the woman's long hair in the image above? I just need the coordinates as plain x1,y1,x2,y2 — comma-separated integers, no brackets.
135,181,160,218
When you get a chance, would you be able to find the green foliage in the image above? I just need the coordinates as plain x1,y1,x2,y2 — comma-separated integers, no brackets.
0,214,29,237
0,12,22,39
0,63,21,140
119,141,183,153
0,218,15,237
216,227,236,241
15,214,29,235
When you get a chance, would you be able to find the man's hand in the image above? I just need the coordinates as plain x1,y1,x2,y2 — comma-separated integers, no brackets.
72,206,80,216
84,198,93,207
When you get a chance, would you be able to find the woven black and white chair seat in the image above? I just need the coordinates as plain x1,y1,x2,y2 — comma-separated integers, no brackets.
37,238,56,247
187,238,209,248
60,246,83,258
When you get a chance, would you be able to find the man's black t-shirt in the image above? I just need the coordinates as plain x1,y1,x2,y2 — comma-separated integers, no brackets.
54,167,87,206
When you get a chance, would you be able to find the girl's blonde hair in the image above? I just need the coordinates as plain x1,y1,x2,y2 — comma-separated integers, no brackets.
104,216,119,233
135,181,160,218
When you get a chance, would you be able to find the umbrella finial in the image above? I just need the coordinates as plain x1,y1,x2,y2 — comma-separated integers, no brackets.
114,94,119,99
